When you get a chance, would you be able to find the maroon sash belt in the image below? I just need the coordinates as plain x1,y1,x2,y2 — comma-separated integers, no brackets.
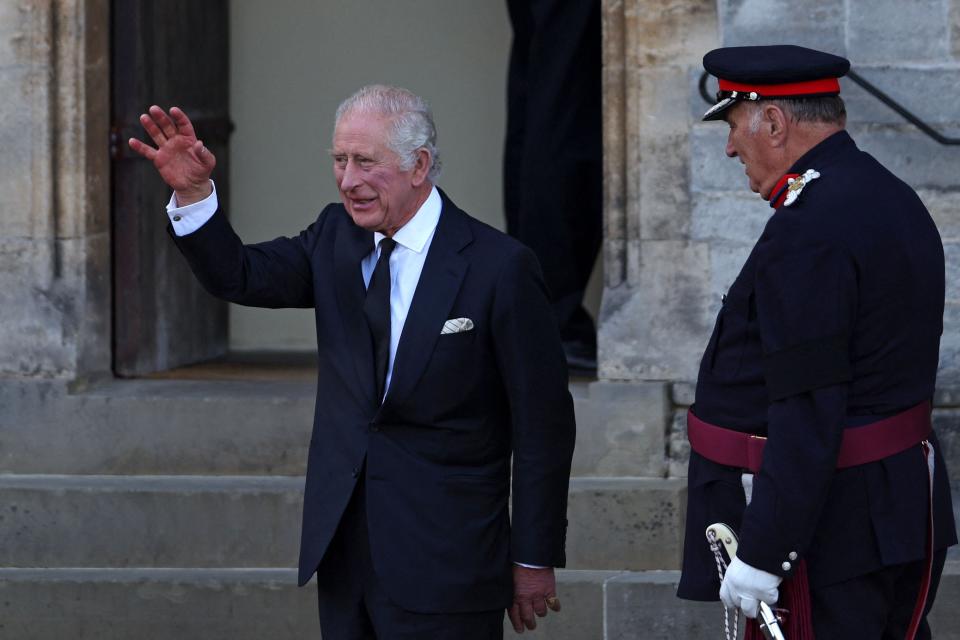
690,401,936,640
687,401,931,473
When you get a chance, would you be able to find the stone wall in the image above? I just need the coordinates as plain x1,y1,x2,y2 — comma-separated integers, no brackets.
600,0,960,392
600,0,719,382
0,0,110,382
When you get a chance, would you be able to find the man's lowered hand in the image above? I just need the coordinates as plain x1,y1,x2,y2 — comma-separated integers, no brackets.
508,566,561,633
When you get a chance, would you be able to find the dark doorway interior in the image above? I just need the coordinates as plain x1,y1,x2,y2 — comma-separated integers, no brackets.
110,0,233,377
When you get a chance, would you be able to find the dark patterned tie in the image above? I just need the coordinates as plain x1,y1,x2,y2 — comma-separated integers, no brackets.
364,238,396,403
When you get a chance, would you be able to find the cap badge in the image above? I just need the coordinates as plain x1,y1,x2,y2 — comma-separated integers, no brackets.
783,169,821,207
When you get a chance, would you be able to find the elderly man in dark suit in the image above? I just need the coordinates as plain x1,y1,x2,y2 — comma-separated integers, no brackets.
129,84,575,639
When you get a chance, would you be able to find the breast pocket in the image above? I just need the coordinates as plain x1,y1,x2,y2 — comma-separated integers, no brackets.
434,329,477,350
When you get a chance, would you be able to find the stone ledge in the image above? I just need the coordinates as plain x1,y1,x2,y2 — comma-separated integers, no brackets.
1,379,674,477
0,474,687,572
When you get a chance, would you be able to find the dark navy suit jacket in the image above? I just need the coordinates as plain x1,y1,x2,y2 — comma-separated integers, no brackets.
171,190,576,613
679,131,957,600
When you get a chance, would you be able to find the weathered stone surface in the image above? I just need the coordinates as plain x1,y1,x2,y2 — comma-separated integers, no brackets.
3,565,960,640
0,568,622,640
0,379,315,475
0,66,48,239
0,475,303,568
671,381,696,406
690,191,771,245
933,409,960,485
843,66,960,126
638,168,688,245
0,2,49,72
0,240,76,377
0,472,684,572
719,0,846,54
604,571,720,640
73,232,113,378
921,189,960,240
566,478,686,571
945,242,960,303
940,303,960,389
572,381,670,477
0,568,320,640
953,0,960,59
668,408,690,478
4,378,669,478
599,241,712,382
848,0,950,63
689,124,747,192
851,124,960,191
638,131,693,240
628,0,717,67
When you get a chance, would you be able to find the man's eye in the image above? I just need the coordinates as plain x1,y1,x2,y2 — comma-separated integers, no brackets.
357,157,374,167
333,156,347,166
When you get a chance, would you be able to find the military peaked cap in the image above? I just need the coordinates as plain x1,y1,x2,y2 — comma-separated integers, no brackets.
702,45,850,121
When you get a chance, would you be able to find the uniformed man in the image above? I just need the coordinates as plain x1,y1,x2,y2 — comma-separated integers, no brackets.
678,45,957,639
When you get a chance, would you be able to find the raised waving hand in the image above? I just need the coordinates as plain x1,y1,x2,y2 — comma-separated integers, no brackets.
128,106,216,207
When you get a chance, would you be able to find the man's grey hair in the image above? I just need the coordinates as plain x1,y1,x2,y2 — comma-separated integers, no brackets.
747,95,847,132
335,84,442,180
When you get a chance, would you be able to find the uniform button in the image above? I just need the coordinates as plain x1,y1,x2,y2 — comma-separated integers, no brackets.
788,551,798,561
352,467,360,478
781,561,792,572
172,215,182,222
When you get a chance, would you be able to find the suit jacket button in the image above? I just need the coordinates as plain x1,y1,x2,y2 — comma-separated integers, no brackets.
781,561,792,572
352,468,360,478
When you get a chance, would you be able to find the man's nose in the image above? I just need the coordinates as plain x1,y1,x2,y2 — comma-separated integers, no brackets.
339,161,360,191
725,134,737,158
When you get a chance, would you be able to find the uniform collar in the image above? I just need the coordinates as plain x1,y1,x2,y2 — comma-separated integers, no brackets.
769,130,855,209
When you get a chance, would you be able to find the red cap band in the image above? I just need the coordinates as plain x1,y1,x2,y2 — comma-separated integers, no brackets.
718,77,841,97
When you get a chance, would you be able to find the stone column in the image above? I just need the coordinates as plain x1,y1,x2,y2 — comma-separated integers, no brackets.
0,0,111,383
599,0,719,383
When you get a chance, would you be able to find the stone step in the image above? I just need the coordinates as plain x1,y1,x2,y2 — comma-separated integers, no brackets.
0,475,685,571
2,564,957,639
0,378,671,477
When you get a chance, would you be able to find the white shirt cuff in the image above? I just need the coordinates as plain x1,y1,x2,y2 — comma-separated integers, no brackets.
166,180,219,236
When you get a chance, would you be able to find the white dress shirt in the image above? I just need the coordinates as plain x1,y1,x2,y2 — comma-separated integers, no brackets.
166,182,442,399
361,187,442,398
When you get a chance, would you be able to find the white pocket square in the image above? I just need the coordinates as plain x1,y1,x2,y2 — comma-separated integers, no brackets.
441,318,474,334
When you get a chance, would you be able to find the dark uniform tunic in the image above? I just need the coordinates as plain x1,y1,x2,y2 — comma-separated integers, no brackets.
678,130,957,601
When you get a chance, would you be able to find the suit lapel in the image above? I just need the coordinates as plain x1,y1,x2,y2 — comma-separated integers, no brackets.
333,218,376,408
381,197,472,413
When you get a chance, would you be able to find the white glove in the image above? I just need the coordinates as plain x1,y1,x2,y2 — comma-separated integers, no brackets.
719,557,782,618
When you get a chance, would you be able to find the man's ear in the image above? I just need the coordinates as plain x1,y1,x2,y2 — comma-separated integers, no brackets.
764,104,788,147
411,148,432,186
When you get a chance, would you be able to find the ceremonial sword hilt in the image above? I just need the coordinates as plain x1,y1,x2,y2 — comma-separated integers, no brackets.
706,523,787,640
